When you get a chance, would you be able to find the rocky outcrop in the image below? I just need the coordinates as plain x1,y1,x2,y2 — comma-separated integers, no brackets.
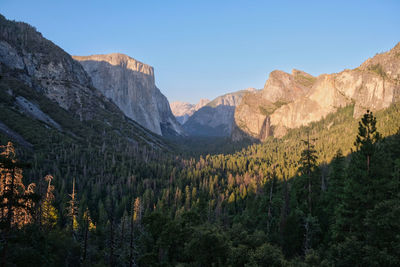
0,14,108,120
233,70,315,140
270,43,400,136
15,96,62,130
261,69,315,103
0,14,168,149
234,42,400,140
74,53,182,136
184,89,252,136
170,98,210,124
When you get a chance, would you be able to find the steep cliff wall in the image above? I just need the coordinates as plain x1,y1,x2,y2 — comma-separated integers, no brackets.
270,43,400,136
233,70,315,140
74,54,182,136
233,43,400,140
0,14,104,120
0,14,168,149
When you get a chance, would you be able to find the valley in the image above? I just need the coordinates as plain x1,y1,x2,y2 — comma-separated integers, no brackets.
0,11,399,267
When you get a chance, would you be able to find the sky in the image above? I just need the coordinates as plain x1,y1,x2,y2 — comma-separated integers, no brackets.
1,0,399,104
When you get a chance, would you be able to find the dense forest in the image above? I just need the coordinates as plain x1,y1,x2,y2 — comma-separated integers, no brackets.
1,104,400,266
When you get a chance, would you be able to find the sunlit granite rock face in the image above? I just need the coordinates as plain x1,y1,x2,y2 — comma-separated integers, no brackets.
270,43,400,136
170,99,210,124
233,42,400,140
73,53,182,136
233,70,315,140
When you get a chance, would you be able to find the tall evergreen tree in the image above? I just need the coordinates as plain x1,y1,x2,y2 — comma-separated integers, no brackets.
0,142,37,267
40,175,58,228
298,133,318,214
354,110,381,172
298,134,320,254
67,178,78,232
331,110,395,266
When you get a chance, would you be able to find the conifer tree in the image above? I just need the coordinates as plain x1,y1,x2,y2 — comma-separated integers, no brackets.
0,142,37,267
0,142,36,228
81,207,95,263
354,110,381,172
41,175,58,228
298,134,319,254
67,178,78,232
130,197,142,267
298,133,318,214
331,110,389,265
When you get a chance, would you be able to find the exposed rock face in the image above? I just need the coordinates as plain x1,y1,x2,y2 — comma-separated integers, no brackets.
16,96,62,130
234,42,400,140
170,98,210,124
0,14,107,120
0,14,168,149
270,44,400,135
74,54,182,136
233,70,315,140
184,90,251,136
261,69,315,102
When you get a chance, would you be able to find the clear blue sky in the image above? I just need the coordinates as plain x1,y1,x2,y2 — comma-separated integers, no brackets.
1,0,399,104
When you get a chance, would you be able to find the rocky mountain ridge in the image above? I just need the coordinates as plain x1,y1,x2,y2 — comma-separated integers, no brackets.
73,53,182,136
183,89,254,136
0,15,98,120
233,43,400,140
233,70,315,140
170,98,210,124
0,14,168,149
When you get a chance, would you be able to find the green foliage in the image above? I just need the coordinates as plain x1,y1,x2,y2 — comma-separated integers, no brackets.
354,110,381,153
1,96,400,265
41,200,58,228
185,224,229,266
368,63,387,78
294,72,317,88
247,243,286,267
6,225,81,266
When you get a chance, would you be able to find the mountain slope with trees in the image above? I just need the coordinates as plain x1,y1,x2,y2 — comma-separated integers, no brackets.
1,103,399,266
1,13,400,267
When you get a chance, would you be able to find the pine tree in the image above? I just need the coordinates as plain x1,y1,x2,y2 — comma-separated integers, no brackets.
81,207,95,263
298,133,318,214
354,110,381,172
41,175,58,228
298,134,319,254
130,197,142,267
0,142,36,228
0,142,37,267
331,110,390,265
67,178,78,232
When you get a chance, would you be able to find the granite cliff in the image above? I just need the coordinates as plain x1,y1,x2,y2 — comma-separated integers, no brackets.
0,15,99,120
170,98,210,124
0,14,167,148
183,89,254,136
73,54,182,136
233,70,315,140
233,43,400,140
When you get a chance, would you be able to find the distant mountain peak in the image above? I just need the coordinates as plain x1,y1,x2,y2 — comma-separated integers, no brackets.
170,99,210,125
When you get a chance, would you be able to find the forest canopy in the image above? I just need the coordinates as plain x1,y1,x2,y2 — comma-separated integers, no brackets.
1,106,400,266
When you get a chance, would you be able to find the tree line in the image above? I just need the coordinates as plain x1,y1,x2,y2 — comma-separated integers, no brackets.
1,107,400,266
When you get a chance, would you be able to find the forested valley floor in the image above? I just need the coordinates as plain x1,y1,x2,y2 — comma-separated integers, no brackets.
1,104,400,266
